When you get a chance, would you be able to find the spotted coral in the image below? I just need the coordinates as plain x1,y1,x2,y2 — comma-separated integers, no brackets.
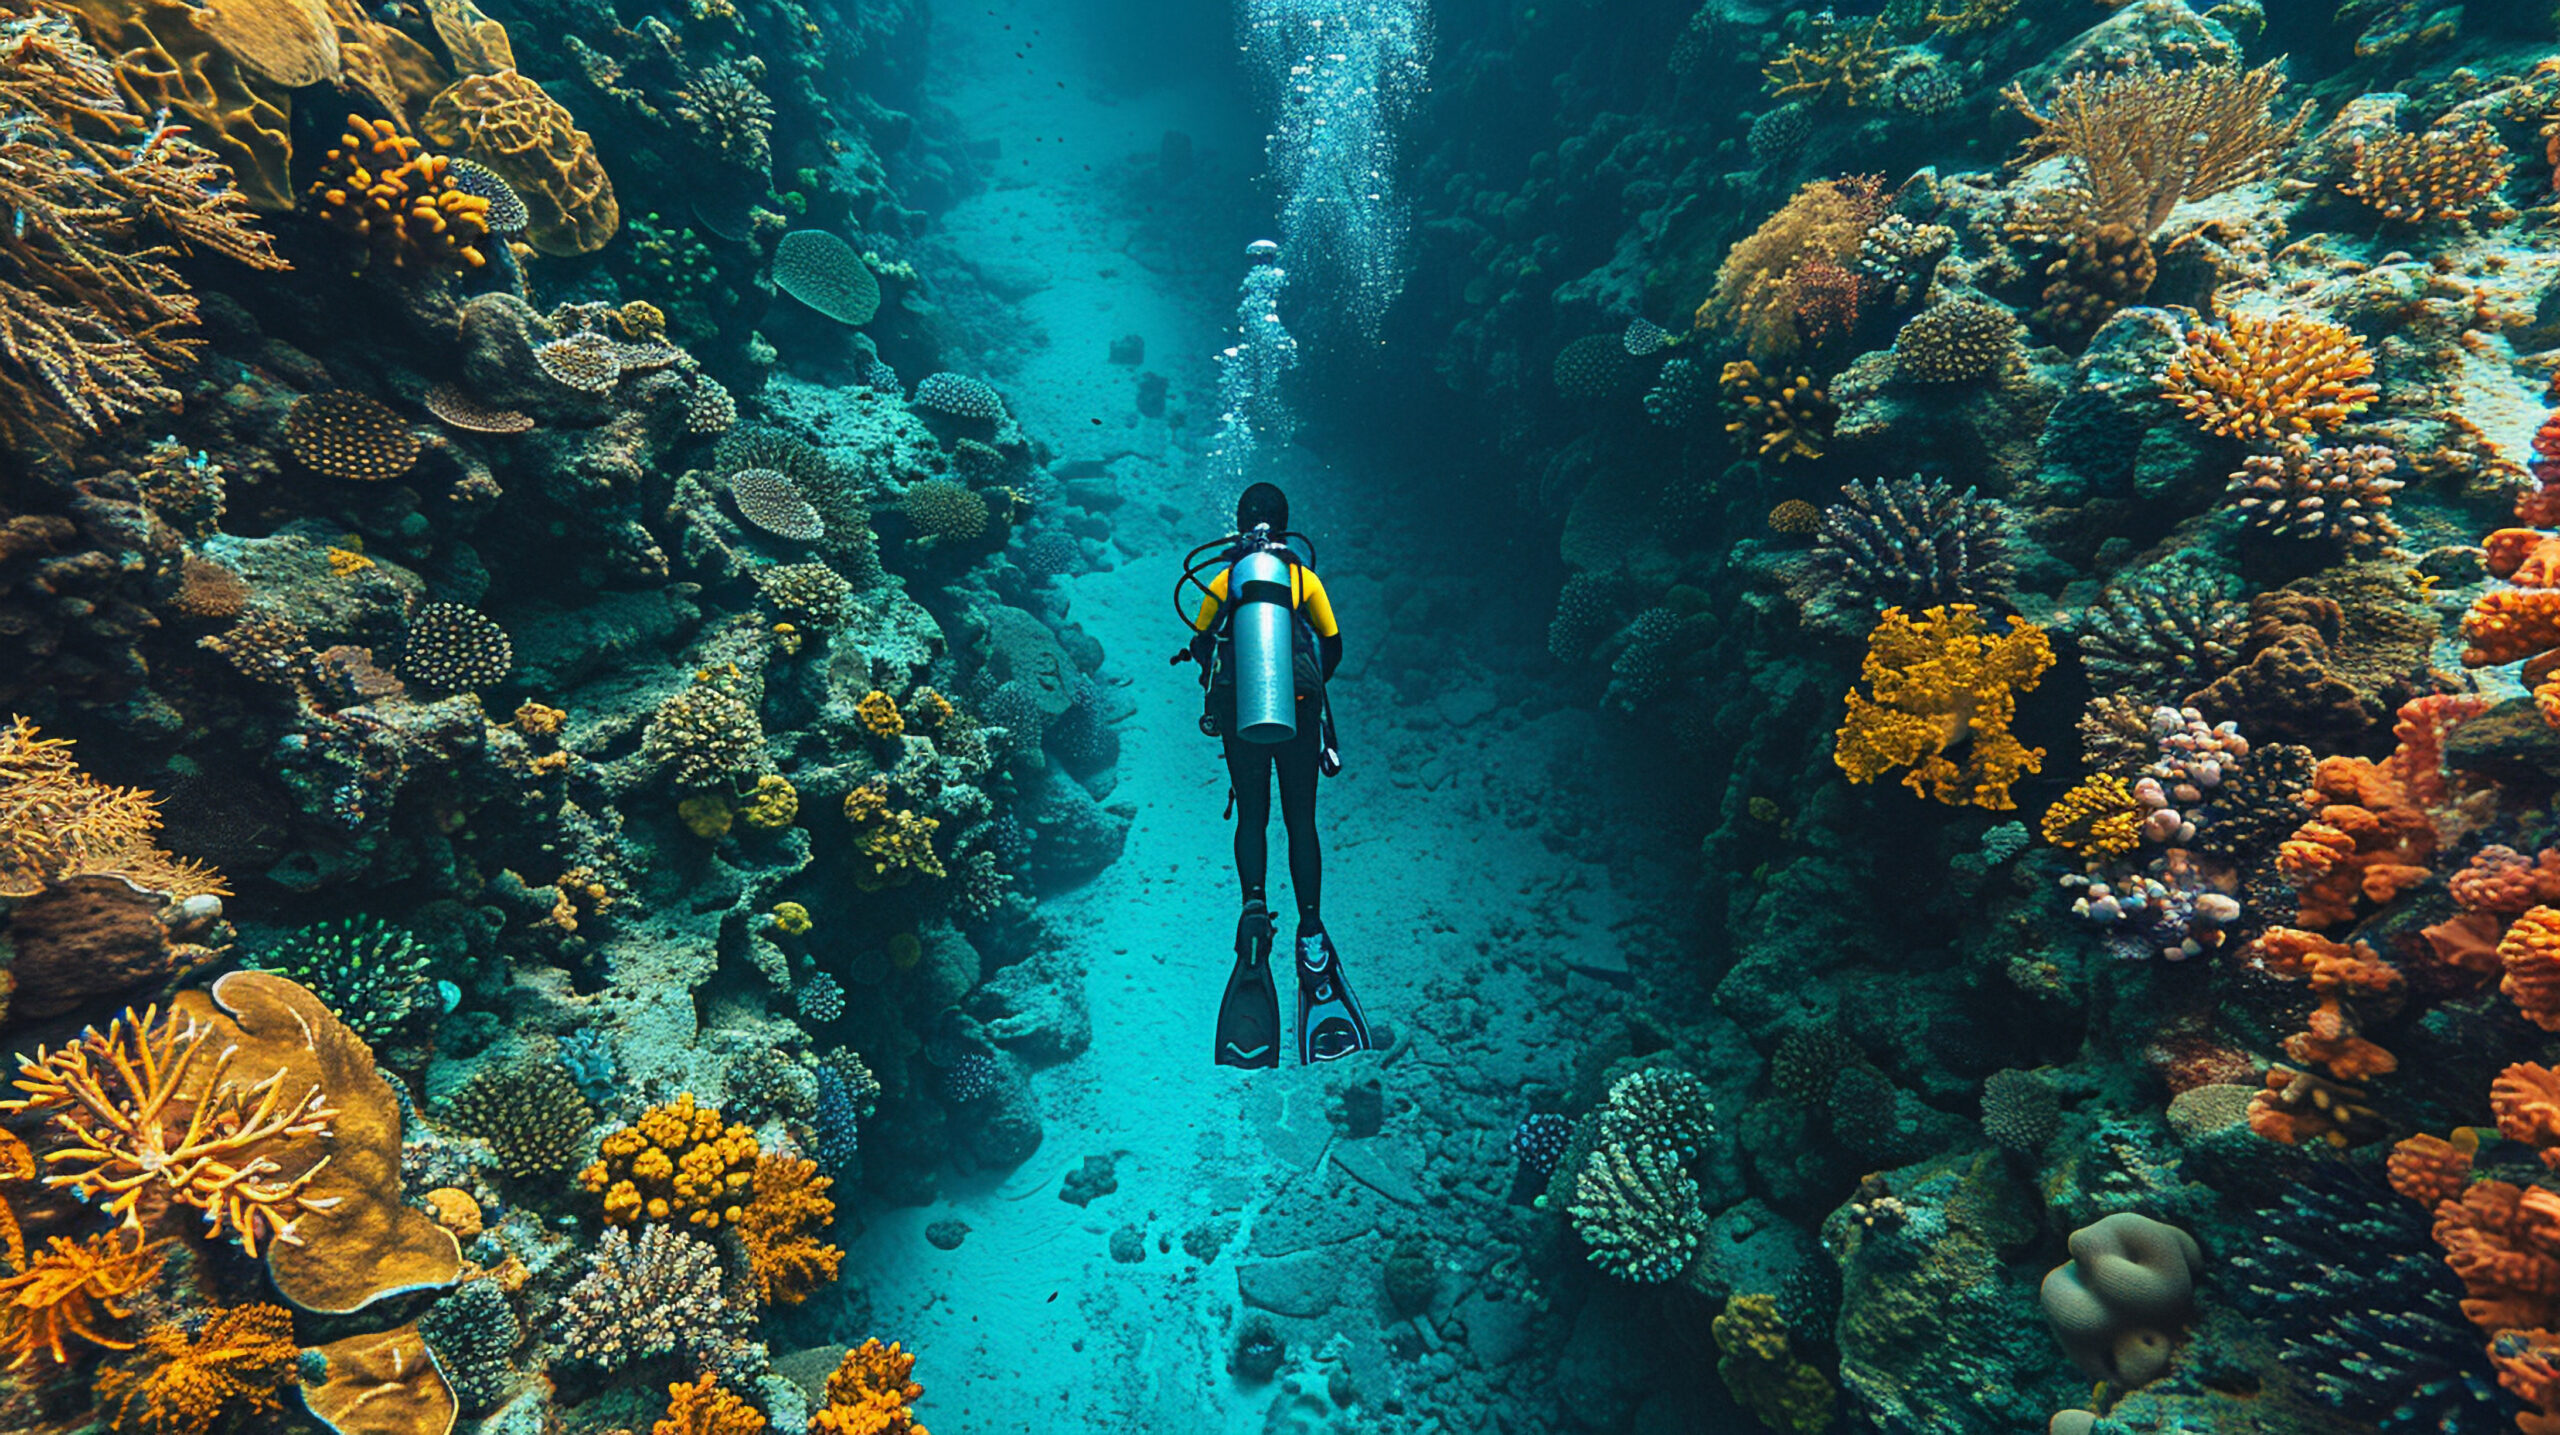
285,391,419,483
1833,604,2054,811
773,230,880,326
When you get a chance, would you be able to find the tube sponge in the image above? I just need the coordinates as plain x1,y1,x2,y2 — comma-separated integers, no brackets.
2040,1212,2205,1386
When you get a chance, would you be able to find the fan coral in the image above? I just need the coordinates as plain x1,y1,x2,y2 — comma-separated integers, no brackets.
2004,59,2311,244
2071,563,2247,700
0,1004,333,1254
304,117,493,272
1835,604,2054,810
422,68,619,255
1698,175,1889,358
240,917,431,1044
1721,361,1835,463
447,1060,597,1181
91,1300,298,1434
1893,297,2018,383
284,391,420,483
2227,443,2404,546
656,1373,768,1435
773,229,880,326
737,1154,843,1305
1812,475,2015,612
902,479,991,548
2157,310,2379,443
582,1092,759,1229
2042,774,2141,859
911,372,1005,421
400,602,513,690
555,1223,746,1370
811,1339,930,1435
2342,120,2514,225
1568,1140,1705,1283
0,9,287,454
0,717,226,900
732,469,828,541
0,1229,162,1369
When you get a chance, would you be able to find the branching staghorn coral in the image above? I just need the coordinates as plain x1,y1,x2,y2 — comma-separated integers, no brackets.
1835,604,2054,810
2158,309,2380,444
1720,360,1835,463
1759,13,1894,108
0,7,287,454
1568,1140,1706,1284
2227,443,2404,546
2004,59,2311,244
1813,476,2017,612
555,1223,747,1371
2071,560,2248,700
2341,120,2513,225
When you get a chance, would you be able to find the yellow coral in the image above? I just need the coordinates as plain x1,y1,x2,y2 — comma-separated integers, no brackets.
737,1154,842,1305
2157,310,2379,443
740,774,799,830
1696,176,1889,359
678,794,734,839
654,1373,767,1435
92,1300,298,1435
1720,361,1834,464
0,717,228,900
304,116,493,272
1714,1293,1835,1434
579,1093,759,1229
1834,605,2054,811
2041,774,2142,859
0,1229,163,1370
1760,16,1892,108
856,689,905,739
770,901,813,937
844,781,945,892
810,1340,929,1435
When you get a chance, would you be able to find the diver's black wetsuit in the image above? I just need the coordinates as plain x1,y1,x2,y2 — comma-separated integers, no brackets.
1225,716,1324,926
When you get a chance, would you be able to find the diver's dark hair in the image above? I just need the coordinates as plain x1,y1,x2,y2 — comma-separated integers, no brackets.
1237,482,1289,532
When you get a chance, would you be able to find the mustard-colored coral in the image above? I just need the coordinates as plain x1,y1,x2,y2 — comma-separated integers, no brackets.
1759,15,1892,108
1720,361,1835,464
2157,310,2379,444
0,1004,334,1255
0,1229,162,1370
770,901,813,937
653,1373,767,1435
736,1154,843,1305
1,705,228,902
678,794,734,839
1834,604,2054,811
1696,176,1889,359
810,1339,929,1435
2041,773,2142,859
740,774,799,830
421,69,619,255
856,689,905,739
1715,1294,1835,1435
579,1093,759,1230
92,1300,298,1435
304,116,493,272
843,780,946,891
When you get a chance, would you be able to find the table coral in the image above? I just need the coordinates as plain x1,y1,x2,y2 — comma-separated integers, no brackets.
1833,604,2054,811
300,1323,458,1435
581,1092,759,1229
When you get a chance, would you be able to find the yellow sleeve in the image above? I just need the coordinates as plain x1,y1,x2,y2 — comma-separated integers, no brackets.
1192,568,1230,632
1299,568,1339,638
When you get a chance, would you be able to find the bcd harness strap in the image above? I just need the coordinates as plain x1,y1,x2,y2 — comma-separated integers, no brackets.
1234,577,1296,608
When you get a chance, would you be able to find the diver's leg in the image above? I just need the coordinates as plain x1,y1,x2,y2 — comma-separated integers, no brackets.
1225,735,1275,903
1276,725,1322,930
1280,723,1368,1062
1216,736,1281,1067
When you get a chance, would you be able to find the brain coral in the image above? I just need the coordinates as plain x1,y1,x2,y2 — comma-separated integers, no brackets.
773,230,881,325
423,69,619,255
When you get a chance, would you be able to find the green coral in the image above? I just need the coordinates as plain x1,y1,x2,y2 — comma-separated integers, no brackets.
1715,1294,1837,1434
642,668,771,789
242,917,434,1045
900,478,989,548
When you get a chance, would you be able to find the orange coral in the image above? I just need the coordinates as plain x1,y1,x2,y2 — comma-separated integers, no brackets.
2504,908,2560,1032
1696,175,1889,358
92,1301,298,1434
2390,1130,2476,1207
301,1322,458,1434
305,116,492,272
2425,847,2560,979
2246,1063,2379,1148
810,1339,930,1435
579,1093,759,1229
2432,1179,2560,1332
2465,589,2560,682
855,689,904,739
0,1229,163,1369
655,1373,768,1435
737,1155,843,1306
2497,1065,2560,1168
0,1003,335,1255
0,717,228,900
2271,697,2490,933
2156,309,2379,444
2248,927,2403,1080
1834,604,2054,811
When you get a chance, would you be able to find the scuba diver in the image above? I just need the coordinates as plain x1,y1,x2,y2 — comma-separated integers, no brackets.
1172,481,1374,1068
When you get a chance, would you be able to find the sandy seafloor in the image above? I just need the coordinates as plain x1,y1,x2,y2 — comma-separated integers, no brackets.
843,2,1692,1426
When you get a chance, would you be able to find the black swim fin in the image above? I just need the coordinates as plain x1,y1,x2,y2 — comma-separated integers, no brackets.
1295,928,1373,1064
1216,900,1280,1069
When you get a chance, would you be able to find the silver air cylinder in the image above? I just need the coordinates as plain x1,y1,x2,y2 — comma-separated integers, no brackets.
1230,548,1297,744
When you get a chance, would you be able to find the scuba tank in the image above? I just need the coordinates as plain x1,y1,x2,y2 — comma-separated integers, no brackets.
1227,545,1298,743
